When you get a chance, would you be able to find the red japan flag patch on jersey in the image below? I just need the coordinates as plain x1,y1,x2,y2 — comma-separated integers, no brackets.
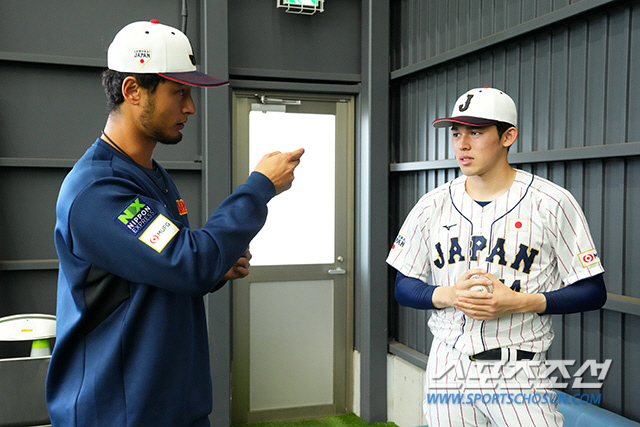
578,249,600,268
391,233,406,251
508,218,529,232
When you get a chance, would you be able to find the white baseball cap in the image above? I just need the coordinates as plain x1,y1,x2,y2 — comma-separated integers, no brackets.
432,87,517,128
107,19,227,87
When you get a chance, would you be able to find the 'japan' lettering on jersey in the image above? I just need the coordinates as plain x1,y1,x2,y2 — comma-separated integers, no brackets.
387,169,604,356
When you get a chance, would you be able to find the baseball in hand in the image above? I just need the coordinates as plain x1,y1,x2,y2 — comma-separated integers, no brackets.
470,275,493,293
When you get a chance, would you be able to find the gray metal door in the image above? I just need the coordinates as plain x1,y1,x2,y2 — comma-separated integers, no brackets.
231,92,354,423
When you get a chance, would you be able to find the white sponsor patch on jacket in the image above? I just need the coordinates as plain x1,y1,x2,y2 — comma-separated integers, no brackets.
139,214,179,253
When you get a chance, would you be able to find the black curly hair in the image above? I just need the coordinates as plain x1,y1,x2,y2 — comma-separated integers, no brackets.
101,70,164,113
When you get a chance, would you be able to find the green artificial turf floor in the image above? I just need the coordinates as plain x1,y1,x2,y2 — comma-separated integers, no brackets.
234,413,399,427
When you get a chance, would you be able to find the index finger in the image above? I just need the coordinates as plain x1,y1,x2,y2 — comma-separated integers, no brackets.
287,148,305,162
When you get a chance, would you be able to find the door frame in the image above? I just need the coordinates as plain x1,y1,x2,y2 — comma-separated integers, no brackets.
230,91,355,423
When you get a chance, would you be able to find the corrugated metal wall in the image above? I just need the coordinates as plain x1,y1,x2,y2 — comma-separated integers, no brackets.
388,0,640,421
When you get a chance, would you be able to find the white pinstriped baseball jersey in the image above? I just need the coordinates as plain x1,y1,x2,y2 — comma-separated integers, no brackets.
387,169,604,356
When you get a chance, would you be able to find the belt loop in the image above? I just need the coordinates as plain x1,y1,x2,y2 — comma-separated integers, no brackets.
500,348,508,363
509,348,517,362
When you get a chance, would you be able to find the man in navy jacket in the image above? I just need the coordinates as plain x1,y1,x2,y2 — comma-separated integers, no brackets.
46,20,304,427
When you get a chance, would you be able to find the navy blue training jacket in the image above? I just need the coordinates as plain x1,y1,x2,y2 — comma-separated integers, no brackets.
47,138,275,427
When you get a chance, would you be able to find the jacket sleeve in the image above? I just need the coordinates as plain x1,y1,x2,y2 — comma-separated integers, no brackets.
68,171,275,296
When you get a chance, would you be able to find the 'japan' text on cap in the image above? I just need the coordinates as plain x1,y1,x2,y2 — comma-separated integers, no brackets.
107,19,228,87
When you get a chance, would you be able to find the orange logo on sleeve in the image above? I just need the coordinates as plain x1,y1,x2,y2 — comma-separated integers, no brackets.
176,199,188,215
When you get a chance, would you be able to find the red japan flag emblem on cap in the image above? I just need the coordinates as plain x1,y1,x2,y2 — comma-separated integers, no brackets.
133,49,152,66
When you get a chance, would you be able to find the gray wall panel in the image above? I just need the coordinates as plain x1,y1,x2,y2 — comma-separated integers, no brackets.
623,314,640,420
625,159,640,299
0,270,57,317
0,168,65,260
583,161,604,250
630,7,640,141
606,6,630,146
586,14,607,147
602,310,623,413
603,160,625,295
0,63,105,160
550,28,569,151
0,0,190,61
390,0,596,70
567,20,588,148
547,314,562,360
227,0,360,80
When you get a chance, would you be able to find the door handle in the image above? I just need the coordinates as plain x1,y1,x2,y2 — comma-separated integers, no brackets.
328,268,346,275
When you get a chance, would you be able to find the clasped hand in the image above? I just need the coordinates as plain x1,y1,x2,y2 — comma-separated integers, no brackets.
448,268,519,321
223,248,252,281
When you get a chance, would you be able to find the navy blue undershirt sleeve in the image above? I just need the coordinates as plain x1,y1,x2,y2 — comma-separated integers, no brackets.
394,270,607,314
541,273,607,315
394,271,439,310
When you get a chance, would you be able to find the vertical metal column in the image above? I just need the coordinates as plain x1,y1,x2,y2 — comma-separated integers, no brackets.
357,0,390,422
200,1,232,427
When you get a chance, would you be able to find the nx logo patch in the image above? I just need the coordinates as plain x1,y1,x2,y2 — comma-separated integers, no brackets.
116,196,157,235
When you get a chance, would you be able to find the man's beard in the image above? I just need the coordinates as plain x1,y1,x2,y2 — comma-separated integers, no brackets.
140,96,183,145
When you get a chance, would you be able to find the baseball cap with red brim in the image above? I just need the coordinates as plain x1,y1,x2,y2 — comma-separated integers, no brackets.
107,19,228,87
432,87,517,128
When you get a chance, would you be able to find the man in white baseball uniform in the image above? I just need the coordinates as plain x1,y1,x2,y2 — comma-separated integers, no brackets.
387,87,607,426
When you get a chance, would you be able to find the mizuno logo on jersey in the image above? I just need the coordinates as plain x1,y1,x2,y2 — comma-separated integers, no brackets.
433,236,540,274
443,224,457,230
